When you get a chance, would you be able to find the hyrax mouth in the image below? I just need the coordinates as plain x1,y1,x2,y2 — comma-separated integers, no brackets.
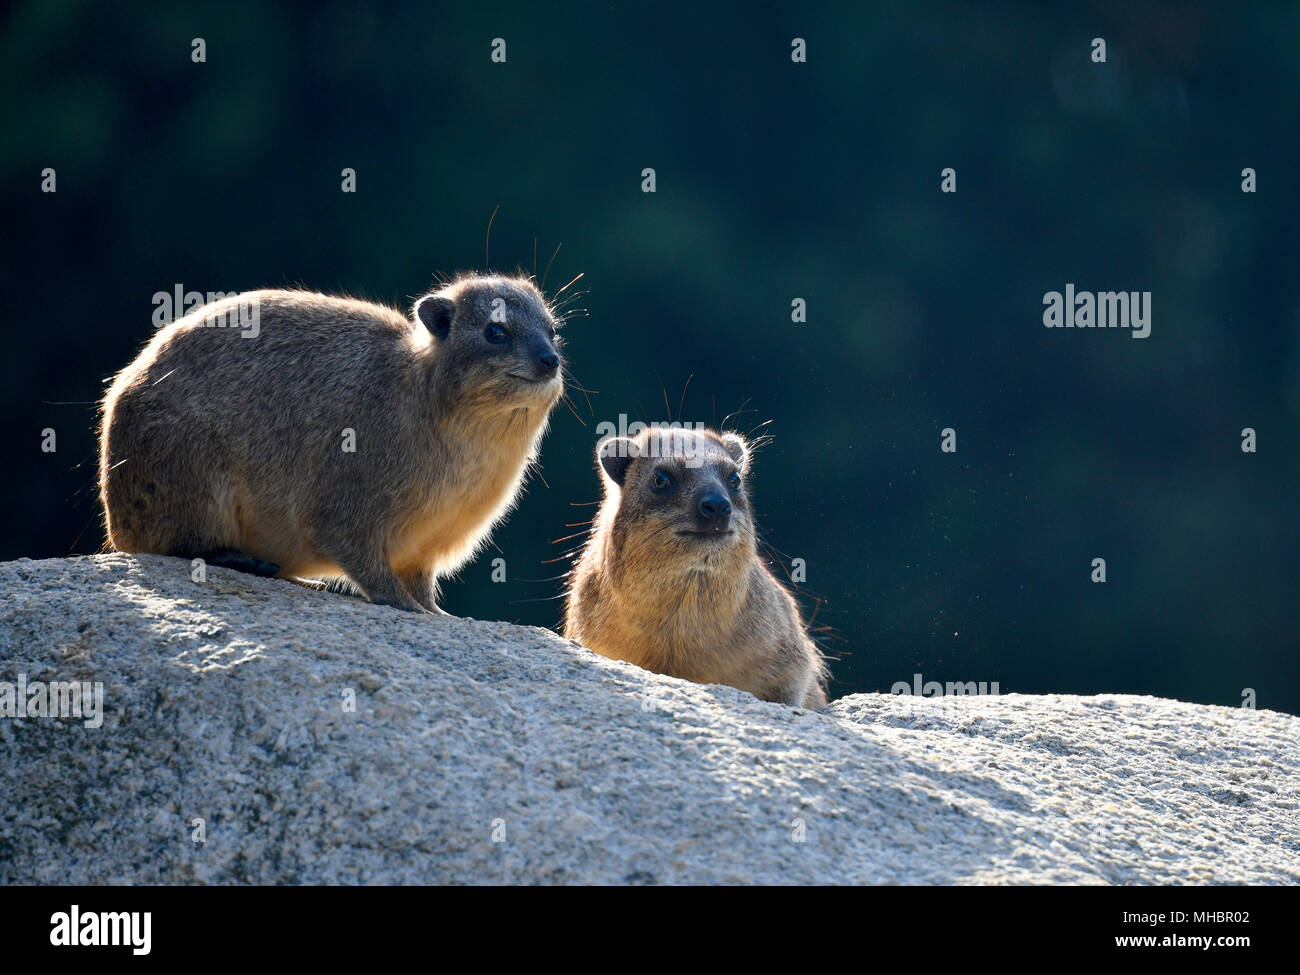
503,371,563,394
674,528,737,542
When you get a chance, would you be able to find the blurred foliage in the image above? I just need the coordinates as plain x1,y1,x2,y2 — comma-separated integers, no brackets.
3,0,1297,711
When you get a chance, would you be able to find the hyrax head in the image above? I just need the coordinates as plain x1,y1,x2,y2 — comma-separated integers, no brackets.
596,426,755,571
413,274,563,409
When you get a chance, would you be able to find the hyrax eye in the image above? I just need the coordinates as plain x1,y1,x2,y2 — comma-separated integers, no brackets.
652,470,675,492
727,472,741,490
484,323,509,344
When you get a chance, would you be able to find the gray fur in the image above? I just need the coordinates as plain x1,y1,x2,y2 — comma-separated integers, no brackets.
99,274,563,612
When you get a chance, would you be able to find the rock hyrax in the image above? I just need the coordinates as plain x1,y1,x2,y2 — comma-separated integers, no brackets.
99,273,564,612
564,426,828,707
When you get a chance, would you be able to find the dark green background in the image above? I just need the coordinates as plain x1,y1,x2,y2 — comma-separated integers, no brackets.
4,2,1297,711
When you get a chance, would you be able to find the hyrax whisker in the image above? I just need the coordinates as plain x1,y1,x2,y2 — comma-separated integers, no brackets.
559,392,586,426
541,243,563,291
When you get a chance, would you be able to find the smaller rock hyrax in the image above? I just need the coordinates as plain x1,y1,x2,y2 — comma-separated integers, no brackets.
564,426,828,707
99,273,564,612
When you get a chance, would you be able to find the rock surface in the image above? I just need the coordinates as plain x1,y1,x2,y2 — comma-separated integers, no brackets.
1,554,1296,885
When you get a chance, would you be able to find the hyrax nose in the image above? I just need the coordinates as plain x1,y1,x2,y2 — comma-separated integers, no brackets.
697,492,732,532
530,332,561,379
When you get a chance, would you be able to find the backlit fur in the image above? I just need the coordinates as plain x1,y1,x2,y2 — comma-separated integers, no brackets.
99,274,563,612
564,426,828,707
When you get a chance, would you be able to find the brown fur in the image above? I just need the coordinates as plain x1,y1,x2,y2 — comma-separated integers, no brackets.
99,274,563,612
564,426,828,707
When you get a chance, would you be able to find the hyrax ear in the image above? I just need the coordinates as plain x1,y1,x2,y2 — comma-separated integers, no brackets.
414,294,455,341
597,436,639,487
720,432,750,473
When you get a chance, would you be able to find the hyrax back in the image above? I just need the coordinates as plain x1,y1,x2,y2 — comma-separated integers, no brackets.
99,274,564,612
564,426,828,707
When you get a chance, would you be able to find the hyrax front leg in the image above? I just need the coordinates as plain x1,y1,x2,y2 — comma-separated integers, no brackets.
401,567,450,616
321,535,428,613
357,572,428,613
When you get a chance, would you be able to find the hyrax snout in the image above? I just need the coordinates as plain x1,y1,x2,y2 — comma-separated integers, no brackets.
99,273,564,612
564,426,829,707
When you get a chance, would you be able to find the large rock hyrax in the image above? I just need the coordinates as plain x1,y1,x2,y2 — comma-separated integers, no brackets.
564,426,829,707
99,273,564,612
